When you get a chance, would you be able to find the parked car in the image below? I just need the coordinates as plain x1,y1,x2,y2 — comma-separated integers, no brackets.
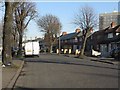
110,48,120,60
11,47,18,57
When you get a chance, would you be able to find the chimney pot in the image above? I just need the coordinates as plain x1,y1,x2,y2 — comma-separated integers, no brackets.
75,28,81,33
111,22,116,28
62,32,67,35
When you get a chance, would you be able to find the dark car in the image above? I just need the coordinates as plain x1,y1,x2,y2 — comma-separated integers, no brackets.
110,48,120,60
11,47,18,57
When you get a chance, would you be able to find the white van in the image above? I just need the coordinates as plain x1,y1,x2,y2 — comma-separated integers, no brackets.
24,41,40,56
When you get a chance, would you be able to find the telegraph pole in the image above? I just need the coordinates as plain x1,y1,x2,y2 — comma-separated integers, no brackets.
58,29,61,55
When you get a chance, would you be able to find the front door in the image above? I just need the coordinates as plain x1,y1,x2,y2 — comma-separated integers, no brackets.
100,44,108,57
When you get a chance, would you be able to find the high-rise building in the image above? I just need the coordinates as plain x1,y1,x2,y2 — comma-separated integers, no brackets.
99,11,120,30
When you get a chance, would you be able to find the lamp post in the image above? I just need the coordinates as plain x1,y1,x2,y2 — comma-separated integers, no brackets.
56,23,61,55
58,32,61,55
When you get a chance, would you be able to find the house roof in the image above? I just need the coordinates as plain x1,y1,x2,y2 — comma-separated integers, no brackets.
93,25,120,35
99,34,120,44
105,25,120,33
93,29,105,36
60,32,79,40
116,26,120,33
92,25,120,44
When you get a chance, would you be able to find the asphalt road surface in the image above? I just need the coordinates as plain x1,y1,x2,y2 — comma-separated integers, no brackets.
14,54,119,89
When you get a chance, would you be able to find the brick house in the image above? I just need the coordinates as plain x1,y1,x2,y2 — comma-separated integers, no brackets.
57,28,83,54
56,28,93,55
88,22,120,57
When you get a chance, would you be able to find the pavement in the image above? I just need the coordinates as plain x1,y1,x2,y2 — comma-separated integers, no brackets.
1,59,24,90
62,54,119,65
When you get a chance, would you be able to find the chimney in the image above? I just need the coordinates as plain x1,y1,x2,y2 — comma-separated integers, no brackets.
111,22,116,28
89,27,93,33
62,32,67,36
75,28,81,33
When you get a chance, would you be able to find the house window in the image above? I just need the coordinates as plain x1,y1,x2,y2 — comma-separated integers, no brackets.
91,45,93,49
91,36,93,39
108,33,113,38
75,37,78,42
77,45,79,49
79,38,82,42
97,45,99,50
70,39,73,42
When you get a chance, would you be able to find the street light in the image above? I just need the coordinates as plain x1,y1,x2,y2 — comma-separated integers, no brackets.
56,23,61,55
58,32,61,55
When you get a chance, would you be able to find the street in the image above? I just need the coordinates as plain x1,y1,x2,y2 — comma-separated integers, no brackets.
14,54,119,88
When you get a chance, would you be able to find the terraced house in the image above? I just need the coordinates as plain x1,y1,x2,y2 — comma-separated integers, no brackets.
89,22,120,57
56,22,120,58
57,28,93,55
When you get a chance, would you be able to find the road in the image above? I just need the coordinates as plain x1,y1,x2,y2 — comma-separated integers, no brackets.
14,54,119,88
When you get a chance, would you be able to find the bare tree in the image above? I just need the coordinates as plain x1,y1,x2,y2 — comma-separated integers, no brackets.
11,21,19,49
2,2,13,65
37,14,62,53
73,5,97,58
14,2,37,56
0,1,4,11
0,1,4,40
2,1,19,65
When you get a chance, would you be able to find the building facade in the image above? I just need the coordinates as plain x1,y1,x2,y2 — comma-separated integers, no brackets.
56,28,82,54
99,11,120,30
56,28,93,55
89,23,120,57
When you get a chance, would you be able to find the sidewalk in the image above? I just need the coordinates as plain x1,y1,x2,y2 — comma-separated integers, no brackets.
2,59,24,89
87,56,119,65
62,54,119,65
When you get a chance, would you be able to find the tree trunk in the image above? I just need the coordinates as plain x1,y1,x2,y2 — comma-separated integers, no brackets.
79,33,88,58
50,44,53,53
17,20,24,57
17,33,23,57
2,2,13,65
